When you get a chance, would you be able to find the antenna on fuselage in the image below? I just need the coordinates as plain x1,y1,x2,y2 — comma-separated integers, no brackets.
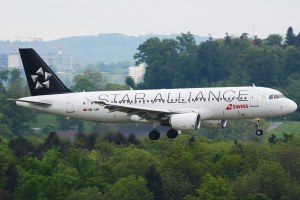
252,83,256,87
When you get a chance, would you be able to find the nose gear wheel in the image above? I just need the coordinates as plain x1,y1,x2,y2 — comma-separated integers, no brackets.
255,118,263,136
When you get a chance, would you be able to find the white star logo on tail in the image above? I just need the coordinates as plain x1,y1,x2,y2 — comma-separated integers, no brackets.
31,67,52,90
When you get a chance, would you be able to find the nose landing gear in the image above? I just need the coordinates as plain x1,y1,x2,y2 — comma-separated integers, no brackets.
255,118,264,136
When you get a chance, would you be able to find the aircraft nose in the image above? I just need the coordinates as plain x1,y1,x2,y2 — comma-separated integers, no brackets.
290,99,298,112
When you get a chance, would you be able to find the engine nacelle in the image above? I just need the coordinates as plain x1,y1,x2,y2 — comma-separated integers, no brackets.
201,120,227,129
161,113,201,130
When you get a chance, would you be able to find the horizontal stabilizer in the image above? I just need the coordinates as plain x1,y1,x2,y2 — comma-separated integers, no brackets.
10,98,52,107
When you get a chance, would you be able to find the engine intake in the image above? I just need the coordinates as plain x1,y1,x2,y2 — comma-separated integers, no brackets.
161,113,201,130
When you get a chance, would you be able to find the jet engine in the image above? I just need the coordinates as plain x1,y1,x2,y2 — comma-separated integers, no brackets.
201,120,227,129
161,113,201,130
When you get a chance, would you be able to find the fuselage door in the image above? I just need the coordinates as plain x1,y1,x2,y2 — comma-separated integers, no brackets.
66,96,75,113
250,92,259,107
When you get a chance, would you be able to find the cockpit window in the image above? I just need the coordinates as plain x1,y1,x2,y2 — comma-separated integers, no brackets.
269,94,285,99
274,94,285,99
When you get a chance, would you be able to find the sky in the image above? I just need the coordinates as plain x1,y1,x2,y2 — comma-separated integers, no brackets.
0,0,300,41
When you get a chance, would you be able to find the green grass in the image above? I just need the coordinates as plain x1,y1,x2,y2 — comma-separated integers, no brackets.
267,121,300,138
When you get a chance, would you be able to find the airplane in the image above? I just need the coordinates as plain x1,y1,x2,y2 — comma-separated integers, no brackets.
15,48,297,140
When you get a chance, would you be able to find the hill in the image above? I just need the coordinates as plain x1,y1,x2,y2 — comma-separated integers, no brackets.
0,33,208,63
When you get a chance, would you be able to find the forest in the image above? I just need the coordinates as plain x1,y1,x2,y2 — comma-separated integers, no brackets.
0,26,300,199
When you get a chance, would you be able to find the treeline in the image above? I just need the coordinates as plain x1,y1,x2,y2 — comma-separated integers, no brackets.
133,27,300,119
1,132,300,200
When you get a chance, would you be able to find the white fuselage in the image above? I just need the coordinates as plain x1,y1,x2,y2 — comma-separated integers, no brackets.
16,86,297,125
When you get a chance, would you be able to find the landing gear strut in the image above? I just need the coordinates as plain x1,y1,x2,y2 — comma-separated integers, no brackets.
148,129,160,140
255,118,264,136
166,129,178,139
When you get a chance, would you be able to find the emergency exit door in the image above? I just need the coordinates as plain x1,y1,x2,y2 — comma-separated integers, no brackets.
66,96,75,113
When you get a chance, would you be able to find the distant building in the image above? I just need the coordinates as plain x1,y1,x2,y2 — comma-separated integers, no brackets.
8,53,22,69
128,64,145,83
0,54,8,68
7,52,74,73
42,52,74,73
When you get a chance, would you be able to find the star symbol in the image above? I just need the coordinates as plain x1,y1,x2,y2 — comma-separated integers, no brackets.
31,67,52,90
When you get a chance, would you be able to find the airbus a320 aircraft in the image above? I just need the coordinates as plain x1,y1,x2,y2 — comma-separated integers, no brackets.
15,49,297,140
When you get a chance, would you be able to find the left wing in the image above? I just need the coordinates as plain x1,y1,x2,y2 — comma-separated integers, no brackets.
93,100,213,121
93,100,185,121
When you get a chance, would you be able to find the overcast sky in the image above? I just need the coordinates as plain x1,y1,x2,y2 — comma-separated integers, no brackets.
1,0,299,41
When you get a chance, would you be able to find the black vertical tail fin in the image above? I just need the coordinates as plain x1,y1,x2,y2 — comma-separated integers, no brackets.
19,48,72,96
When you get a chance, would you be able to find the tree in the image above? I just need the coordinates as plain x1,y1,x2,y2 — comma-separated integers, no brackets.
71,75,96,92
282,46,300,76
86,132,98,150
15,148,79,199
197,174,234,200
240,33,249,40
104,83,129,91
110,147,157,179
0,70,9,82
0,140,16,199
0,70,36,134
174,32,198,87
125,76,136,89
253,35,263,46
247,193,271,200
67,187,103,200
5,164,18,194
71,68,105,91
296,32,300,47
40,131,62,152
197,40,224,85
253,160,288,200
104,175,153,200
134,37,178,88
145,165,165,200
176,32,197,53
224,32,232,45
127,133,140,145
8,136,35,158
285,26,296,46
65,147,106,189
265,34,282,46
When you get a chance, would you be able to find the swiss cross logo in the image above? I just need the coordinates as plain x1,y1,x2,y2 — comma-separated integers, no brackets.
226,104,233,110
31,67,52,90
226,104,249,110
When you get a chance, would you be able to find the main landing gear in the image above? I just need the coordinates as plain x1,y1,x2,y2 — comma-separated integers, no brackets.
166,129,178,139
149,129,160,140
148,129,178,140
255,118,264,136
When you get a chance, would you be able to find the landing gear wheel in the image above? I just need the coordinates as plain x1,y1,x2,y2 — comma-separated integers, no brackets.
149,129,160,140
256,129,264,136
167,129,178,139
254,118,263,136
